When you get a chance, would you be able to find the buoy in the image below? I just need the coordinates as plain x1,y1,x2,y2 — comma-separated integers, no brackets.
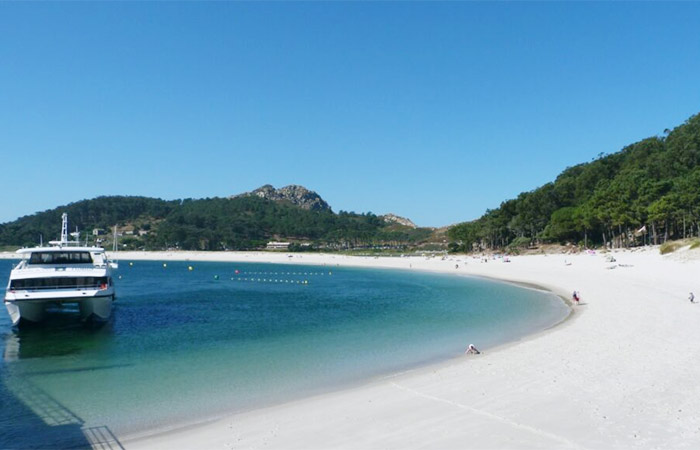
118,275,122,279
188,266,193,271
129,262,133,267
214,275,219,280
235,269,239,274
163,263,167,268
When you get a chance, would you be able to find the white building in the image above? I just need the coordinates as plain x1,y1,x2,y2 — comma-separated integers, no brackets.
266,241,290,250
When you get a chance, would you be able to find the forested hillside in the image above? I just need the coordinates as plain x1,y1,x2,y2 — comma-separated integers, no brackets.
5,112,698,254
449,112,700,252
0,195,432,251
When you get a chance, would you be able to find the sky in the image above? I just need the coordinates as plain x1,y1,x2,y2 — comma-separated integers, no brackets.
2,2,700,227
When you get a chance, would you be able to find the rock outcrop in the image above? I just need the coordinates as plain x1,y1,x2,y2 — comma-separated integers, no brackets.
381,213,417,228
233,185,331,211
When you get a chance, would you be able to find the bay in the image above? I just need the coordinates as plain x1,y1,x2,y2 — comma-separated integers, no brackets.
0,259,567,447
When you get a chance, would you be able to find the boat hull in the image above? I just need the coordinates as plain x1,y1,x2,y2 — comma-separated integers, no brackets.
4,292,114,326
78,294,113,322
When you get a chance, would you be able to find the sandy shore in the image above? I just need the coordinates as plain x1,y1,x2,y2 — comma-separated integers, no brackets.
7,247,700,448
115,247,700,449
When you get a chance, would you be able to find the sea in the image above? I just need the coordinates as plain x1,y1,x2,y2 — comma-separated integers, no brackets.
0,258,568,448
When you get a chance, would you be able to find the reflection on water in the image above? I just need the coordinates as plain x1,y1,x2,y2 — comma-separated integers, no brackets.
5,312,115,360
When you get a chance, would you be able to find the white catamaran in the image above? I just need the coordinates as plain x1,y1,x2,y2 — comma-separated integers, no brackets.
4,213,117,326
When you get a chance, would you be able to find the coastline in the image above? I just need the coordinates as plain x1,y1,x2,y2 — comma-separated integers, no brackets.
114,246,700,449
6,247,700,448
110,254,571,445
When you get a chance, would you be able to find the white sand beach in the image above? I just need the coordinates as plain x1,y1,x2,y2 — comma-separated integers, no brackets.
7,247,700,448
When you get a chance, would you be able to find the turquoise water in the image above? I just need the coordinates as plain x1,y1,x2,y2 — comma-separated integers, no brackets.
0,259,567,447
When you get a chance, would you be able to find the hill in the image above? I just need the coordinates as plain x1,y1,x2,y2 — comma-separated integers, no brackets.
0,190,433,251
449,112,700,252
232,184,331,212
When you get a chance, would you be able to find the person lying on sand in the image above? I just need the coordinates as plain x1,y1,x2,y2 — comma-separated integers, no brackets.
465,344,481,355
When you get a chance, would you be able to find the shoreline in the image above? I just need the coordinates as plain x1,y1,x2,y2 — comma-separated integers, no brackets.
114,250,571,447
117,247,700,449
5,247,700,448
111,254,573,444
1,248,573,446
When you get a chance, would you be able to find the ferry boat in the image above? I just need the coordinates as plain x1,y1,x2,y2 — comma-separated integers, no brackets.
4,213,116,326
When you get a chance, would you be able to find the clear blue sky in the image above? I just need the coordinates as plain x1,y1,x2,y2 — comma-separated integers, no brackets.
2,2,700,227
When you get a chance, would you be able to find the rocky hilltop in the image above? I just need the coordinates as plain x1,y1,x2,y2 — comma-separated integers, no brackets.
381,213,417,228
233,185,331,211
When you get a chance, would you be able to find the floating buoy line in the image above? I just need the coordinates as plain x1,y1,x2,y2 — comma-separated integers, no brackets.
232,270,331,276
121,262,332,286
230,277,310,285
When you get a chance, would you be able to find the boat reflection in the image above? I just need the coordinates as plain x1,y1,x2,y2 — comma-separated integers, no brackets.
2,311,115,361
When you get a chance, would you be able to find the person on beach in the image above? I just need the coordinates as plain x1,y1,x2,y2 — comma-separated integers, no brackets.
572,291,580,305
465,344,481,355
690,292,696,303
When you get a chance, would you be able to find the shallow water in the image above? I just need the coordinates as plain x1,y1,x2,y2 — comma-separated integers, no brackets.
0,259,567,447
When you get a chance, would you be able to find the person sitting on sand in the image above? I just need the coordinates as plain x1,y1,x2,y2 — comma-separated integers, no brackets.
572,291,580,304
465,344,481,355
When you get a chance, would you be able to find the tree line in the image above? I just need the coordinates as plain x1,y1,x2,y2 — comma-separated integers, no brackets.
448,112,700,252
0,195,431,251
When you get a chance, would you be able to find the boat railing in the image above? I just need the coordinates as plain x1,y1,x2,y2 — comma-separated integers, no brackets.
24,261,106,268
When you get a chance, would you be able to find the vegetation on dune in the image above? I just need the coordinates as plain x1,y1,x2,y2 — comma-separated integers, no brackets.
659,241,683,255
658,238,700,255
449,113,700,253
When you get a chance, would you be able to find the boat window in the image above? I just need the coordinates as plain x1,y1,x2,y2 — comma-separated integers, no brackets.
28,252,93,265
10,276,109,290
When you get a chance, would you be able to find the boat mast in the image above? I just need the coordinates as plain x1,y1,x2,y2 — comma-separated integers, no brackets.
60,213,68,247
